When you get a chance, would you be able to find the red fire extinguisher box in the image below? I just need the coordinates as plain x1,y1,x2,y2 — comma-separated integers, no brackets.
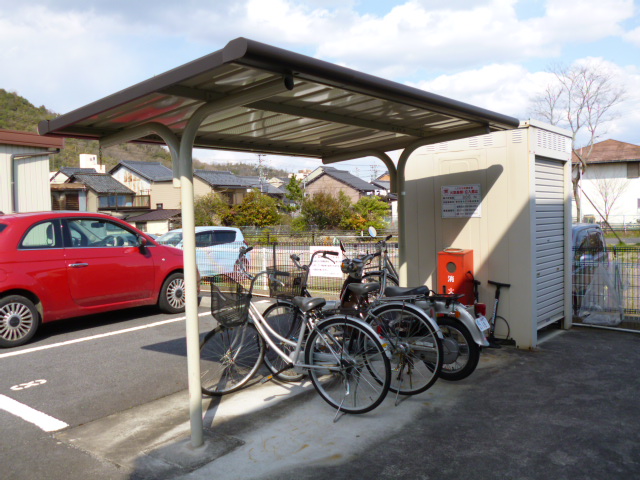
437,249,474,305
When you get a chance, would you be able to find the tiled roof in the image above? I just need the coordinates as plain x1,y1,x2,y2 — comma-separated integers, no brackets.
194,170,247,188
68,173,135,194
125,209,181,222
59,167,97,177
237,176,285,195
372,180,390,190
306,166,375,192
573,139,640,164
110,160,173,182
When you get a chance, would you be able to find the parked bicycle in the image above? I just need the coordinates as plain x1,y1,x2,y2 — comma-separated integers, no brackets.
200,247,392,416
356,228,489,381
261,245,445,397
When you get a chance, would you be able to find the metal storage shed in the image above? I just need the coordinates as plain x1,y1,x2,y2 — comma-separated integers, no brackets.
38,37,520,446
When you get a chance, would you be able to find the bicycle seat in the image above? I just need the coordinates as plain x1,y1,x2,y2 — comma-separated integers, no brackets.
347,283,380,297
385,285,429,297
292,296,326,313
488,280,511,288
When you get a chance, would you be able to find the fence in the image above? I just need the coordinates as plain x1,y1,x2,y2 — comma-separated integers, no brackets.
198,241,640,331
199,239,399,299
572,246,640,331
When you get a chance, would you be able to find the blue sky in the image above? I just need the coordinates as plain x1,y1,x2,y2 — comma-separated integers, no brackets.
2,0,639,178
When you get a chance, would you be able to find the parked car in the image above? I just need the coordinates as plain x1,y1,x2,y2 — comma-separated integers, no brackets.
572,223,608,312
156,226,248,277
0,211,191,348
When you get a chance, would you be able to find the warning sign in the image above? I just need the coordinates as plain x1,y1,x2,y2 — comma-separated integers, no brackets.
441,184,482,218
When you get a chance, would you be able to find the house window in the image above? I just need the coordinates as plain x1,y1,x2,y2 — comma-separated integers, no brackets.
156,203,163,209
628,162,639,179
99,195,133,208
136,222,148,232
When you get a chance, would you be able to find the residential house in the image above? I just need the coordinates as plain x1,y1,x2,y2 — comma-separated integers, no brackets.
50,154,106,183
303,166,376,202
237,176,286,199
125,209,181,235
110,160,179,210
573,139,640,224
0,129,63,214
64,173,136,214
193,170,250,205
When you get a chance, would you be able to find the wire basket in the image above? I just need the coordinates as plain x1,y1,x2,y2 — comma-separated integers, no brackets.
267,266,309,299
209,274,252,327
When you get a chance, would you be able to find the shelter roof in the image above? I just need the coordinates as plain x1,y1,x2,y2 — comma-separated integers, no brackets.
110,160,173,182
38,38,519,160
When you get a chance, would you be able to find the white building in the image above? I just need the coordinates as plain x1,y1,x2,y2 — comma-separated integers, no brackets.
572,139,640,225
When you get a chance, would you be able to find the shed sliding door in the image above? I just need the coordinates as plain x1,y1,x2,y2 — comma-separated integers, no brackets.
535,157,565,328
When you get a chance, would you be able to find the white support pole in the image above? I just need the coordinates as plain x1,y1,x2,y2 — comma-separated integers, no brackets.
179,77,291,448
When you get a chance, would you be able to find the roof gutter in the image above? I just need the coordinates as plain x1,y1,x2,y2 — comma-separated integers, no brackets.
10,150,60,213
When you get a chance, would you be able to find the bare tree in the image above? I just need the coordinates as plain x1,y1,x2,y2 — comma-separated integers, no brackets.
530,61,626,221
590,174,630,223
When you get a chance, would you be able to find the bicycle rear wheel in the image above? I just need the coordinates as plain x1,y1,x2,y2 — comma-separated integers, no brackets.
200,323,265,396
262,302,306,382
305,316,391,414
367,304,443,395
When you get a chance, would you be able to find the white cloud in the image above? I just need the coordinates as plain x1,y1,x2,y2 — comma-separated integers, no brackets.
623,25,640,46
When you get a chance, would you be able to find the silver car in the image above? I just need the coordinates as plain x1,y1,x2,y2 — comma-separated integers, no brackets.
156,226,248,277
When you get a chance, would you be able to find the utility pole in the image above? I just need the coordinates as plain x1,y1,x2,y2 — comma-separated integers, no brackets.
257,154,266,193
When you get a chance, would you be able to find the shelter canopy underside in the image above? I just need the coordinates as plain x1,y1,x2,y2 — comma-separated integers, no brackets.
38,38,519,160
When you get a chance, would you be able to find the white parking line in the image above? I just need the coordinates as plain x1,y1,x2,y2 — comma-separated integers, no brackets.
0,394,68,432
0,312,211,360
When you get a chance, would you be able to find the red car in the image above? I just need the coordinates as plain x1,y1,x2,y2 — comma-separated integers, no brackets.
0,211,189,348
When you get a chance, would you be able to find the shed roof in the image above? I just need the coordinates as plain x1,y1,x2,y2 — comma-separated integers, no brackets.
110,160,174,182
38,38,519,160
68,173,135,194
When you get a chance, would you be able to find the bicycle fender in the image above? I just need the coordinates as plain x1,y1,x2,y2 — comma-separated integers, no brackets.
367,302,443,339
415,300,488,347
317,314,382,339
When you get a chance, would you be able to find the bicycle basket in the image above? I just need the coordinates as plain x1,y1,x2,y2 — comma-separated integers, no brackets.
209,274,251,328
267,266,308,299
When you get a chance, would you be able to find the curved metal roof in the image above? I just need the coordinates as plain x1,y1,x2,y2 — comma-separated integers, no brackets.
38,37,519,159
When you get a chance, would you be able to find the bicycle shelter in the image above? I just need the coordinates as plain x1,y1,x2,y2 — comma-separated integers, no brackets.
38,37,519,447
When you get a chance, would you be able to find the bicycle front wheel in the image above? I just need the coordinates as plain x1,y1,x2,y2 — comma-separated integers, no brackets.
305,316,391,414
200,323,265,396
367,304,443,395
262,302,306,382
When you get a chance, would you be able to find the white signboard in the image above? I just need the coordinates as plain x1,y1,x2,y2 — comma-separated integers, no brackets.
441,184,482,218
309,246,343,278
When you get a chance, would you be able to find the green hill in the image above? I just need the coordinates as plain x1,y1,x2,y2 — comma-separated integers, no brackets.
0,89,292,177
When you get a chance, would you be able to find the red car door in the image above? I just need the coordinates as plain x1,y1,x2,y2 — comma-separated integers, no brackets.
63,218,155,308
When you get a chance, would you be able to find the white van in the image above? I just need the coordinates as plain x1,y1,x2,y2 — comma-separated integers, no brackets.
156,226,247,276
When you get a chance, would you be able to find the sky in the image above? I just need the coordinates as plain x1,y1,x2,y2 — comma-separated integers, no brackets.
2,0,639,180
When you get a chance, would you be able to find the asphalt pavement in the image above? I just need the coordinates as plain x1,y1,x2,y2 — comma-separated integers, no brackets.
43,323,640,480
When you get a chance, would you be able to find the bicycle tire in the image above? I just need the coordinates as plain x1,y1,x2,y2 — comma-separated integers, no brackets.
262,302,306,382
366,303,443,395
305,316,391,414
437,316,480,381
200,323,265,396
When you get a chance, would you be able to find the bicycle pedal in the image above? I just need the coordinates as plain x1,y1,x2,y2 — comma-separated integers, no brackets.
260,374,274,384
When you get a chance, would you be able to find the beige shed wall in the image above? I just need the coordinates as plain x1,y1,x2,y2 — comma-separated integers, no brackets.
404,125,572,349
